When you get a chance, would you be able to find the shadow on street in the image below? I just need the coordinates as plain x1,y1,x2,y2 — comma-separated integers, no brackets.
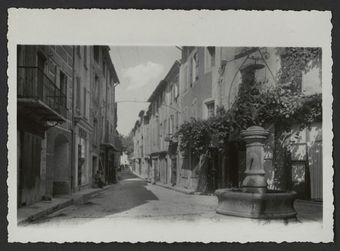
34,169,159,224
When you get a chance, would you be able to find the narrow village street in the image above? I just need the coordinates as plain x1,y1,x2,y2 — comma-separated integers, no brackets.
32,169,222,225
29,168,322,226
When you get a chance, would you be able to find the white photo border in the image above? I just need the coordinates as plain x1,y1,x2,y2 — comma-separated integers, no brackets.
7,9,333,243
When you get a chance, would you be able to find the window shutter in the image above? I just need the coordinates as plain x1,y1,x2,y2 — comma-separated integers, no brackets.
174,84,179,98
76,77,81,111
185,64,188,90
83,87,87,117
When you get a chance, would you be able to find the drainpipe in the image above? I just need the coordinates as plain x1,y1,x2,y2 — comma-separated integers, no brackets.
70,46,76,193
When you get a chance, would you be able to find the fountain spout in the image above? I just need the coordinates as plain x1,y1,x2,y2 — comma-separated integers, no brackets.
241,126,269,193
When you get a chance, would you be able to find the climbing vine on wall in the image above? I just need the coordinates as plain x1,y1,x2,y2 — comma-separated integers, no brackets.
277,47,322,91
176,47,322,156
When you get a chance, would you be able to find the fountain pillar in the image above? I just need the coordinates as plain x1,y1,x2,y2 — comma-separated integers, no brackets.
214,125,297,219
241,126,269,193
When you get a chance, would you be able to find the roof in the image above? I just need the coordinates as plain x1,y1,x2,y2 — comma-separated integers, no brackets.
138,110,145,117
102,46,120,84
147,60,180,102
147,80,167,102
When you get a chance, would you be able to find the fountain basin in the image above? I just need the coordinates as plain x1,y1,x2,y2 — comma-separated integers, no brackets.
215,188,297,219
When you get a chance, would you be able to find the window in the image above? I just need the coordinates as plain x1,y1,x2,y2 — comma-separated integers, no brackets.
208,47,215,67
59,71,67,108
162,91,166,105
111,88,114,111
191,99,197,119
59,71,67,96
83,46,88,68
279,53,302,92
205,47,216,72
93,119,98,145
159,122,163,139
174,82,179,100
191,52,199,85
169,87,173,105
37,53,47,95
76,77,81,112
76,46,81,57
183,64,189,91
170,83,178,104
206,101,215,118
94,75,99,100
83,87,87,118
189,61,193,87
94,46,99,63
168,118,171,135
170,115,174,135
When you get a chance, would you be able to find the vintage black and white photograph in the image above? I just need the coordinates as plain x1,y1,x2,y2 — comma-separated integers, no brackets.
7,9,333,243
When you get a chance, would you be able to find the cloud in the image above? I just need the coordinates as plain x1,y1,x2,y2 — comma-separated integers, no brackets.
123,61,164,91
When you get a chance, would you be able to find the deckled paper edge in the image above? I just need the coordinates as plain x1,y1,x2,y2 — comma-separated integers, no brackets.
6,9,333,243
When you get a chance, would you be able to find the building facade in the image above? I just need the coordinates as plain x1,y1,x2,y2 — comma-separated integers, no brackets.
178,47,216,190
73,45,92,191
90,46,120,186
132,61,181,187
131,47,322,202
17,45,120,207
211,47,322,200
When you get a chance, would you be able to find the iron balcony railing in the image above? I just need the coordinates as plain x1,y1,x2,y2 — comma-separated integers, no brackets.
17,66,67,118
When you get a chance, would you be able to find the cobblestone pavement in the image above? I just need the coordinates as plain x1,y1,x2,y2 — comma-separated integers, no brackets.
31,169,322,226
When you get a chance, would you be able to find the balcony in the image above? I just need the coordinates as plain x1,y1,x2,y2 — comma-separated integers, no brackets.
101,134,122,152
17,66,67,122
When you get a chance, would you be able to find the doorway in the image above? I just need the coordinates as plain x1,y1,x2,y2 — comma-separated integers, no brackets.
290,160,311,200
53,134,70,195
17,131,42,206
92,156,98,184
77,144,83,186
171,157,177,186
228,142,240,187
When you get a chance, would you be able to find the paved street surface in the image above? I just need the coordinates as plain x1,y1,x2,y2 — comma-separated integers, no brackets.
31,169,322,226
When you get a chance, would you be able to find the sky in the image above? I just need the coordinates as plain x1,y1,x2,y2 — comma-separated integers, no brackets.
109,46,181,136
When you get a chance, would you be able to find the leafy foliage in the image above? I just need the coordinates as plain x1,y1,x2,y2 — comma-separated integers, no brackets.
277,47,321,91
119,132,134,157
176,47,322,156
176,118,209,155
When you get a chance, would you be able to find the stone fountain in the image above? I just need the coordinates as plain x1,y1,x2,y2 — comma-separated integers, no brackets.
215,126,297,220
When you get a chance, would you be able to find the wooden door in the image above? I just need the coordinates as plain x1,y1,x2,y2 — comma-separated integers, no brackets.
77,144,82,186
18,131,41,206
309,141,322,200
171,157,177,185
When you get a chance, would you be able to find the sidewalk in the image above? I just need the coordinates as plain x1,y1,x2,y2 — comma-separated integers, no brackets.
130,171,196,195
17,185,112,225
130,170,196,195
154,182,196,195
